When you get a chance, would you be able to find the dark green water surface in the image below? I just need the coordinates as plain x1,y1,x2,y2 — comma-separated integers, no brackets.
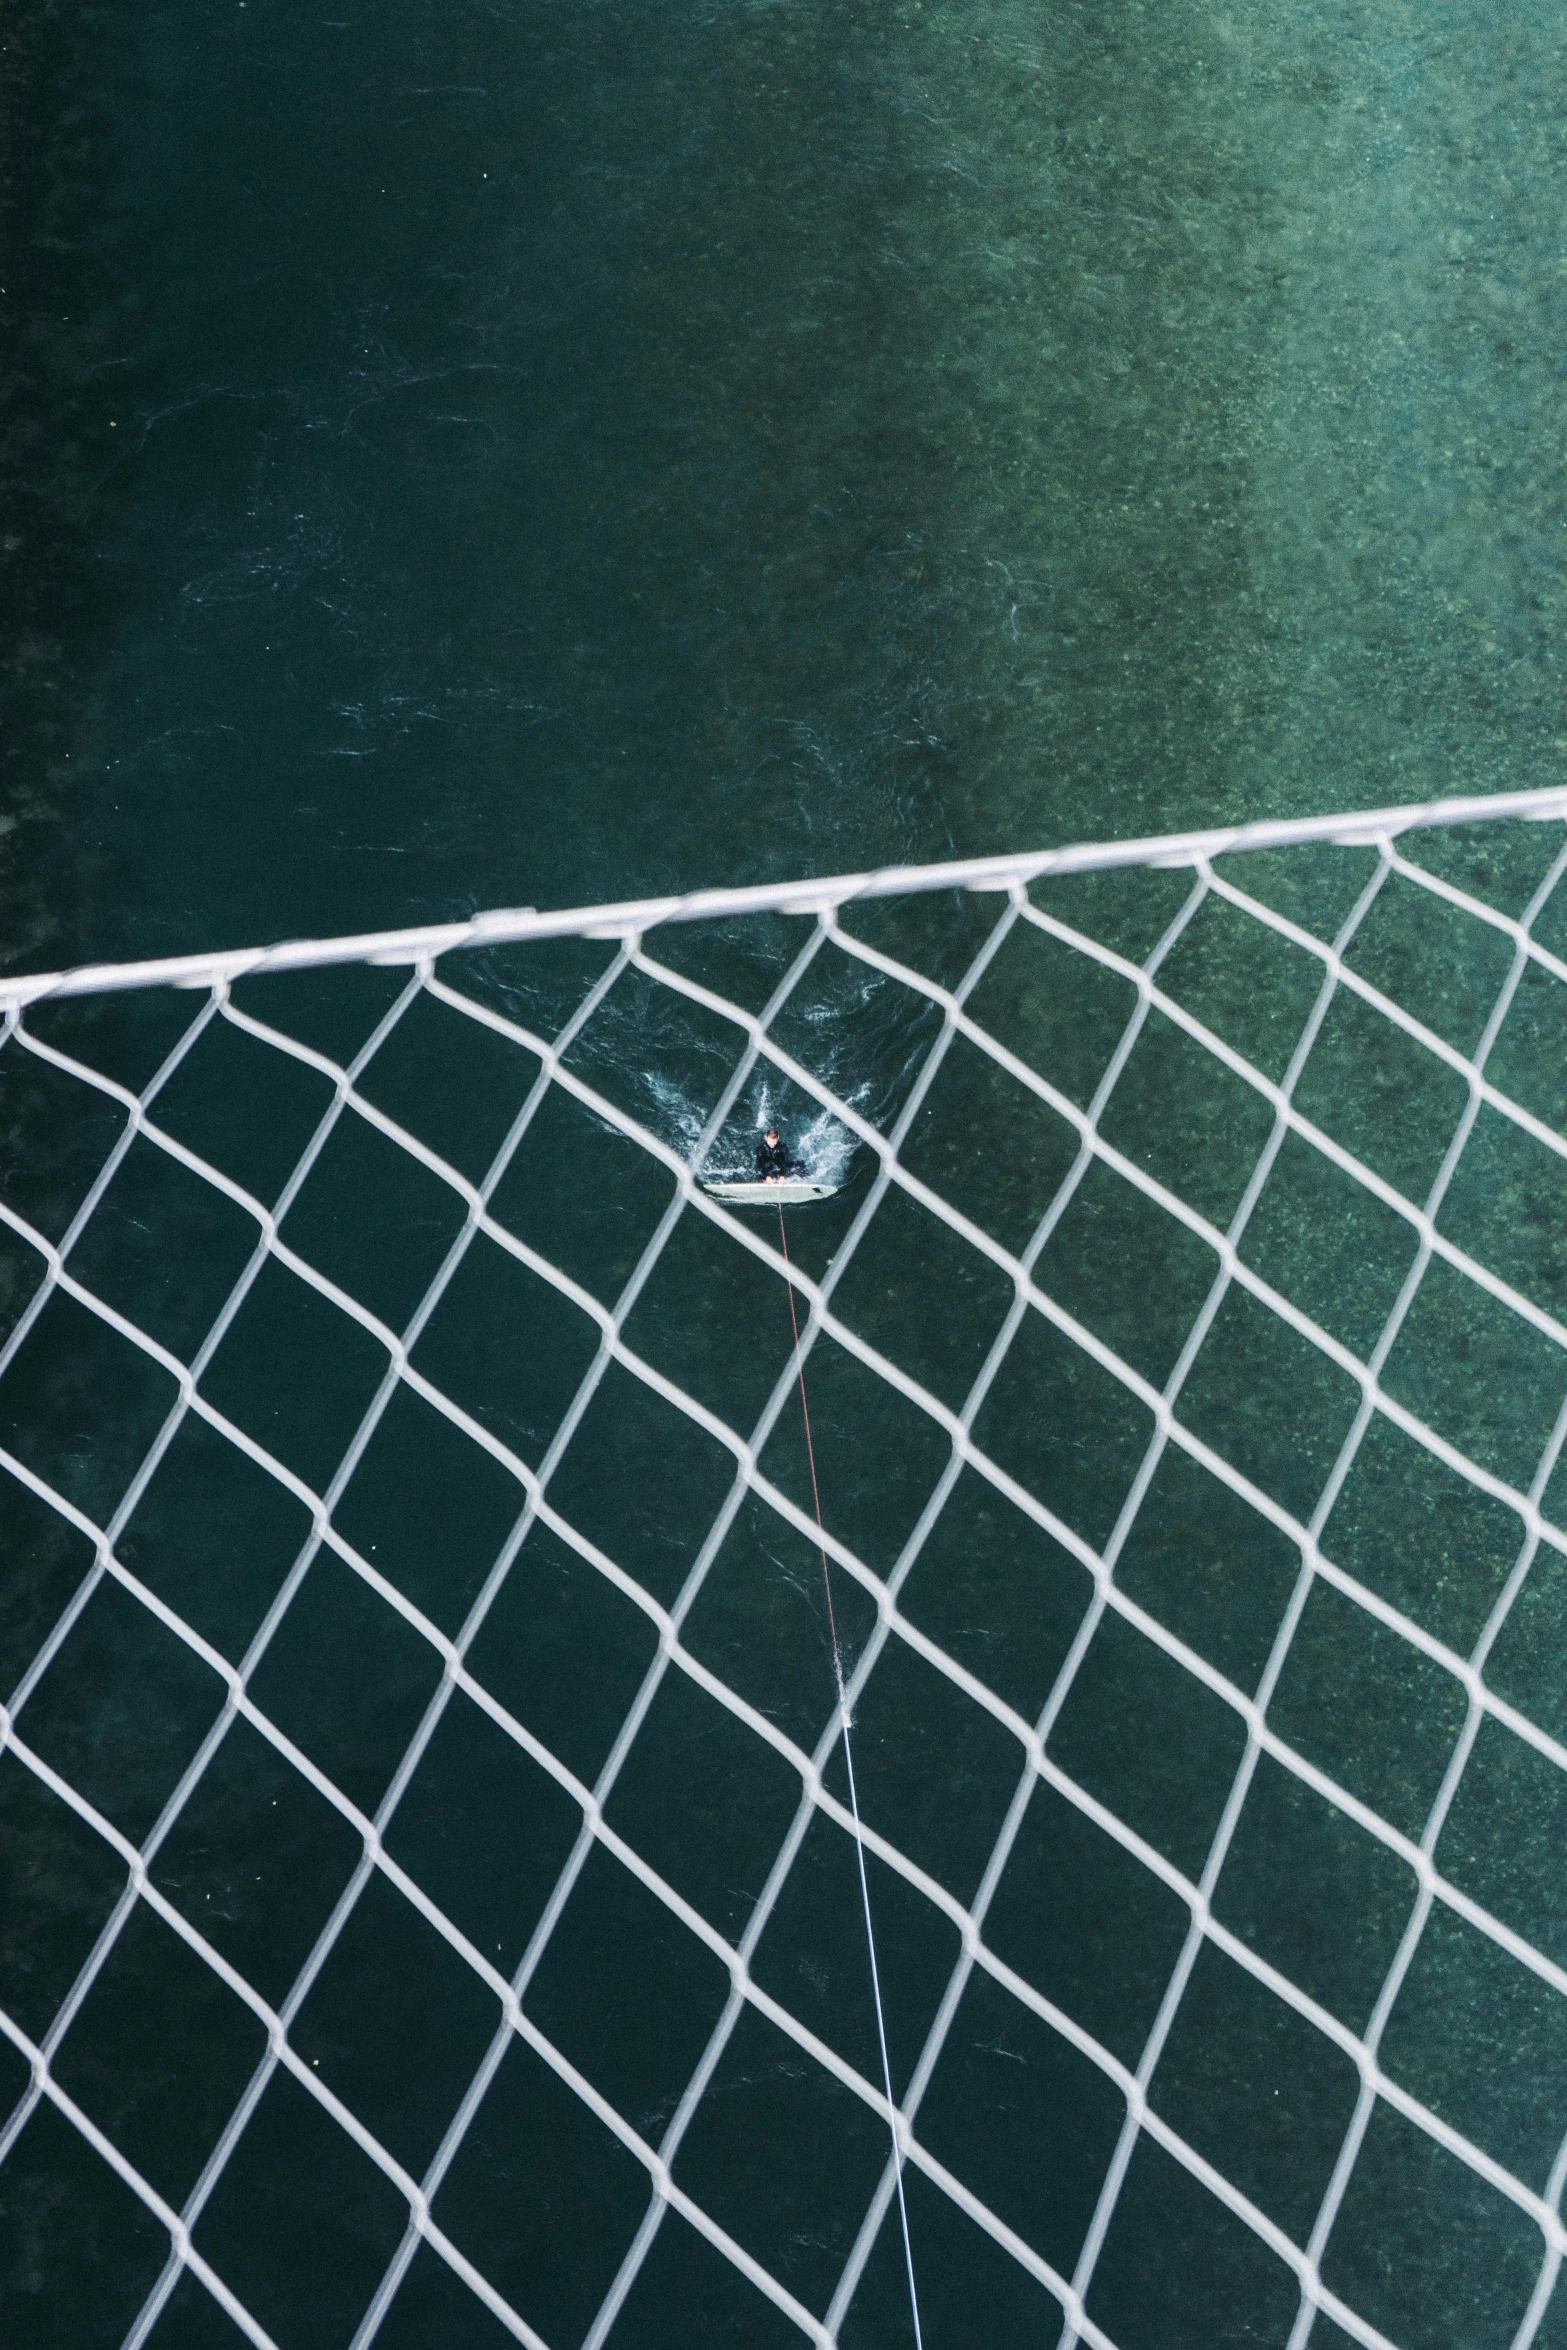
7,0,1567,968
6,4,1567,2348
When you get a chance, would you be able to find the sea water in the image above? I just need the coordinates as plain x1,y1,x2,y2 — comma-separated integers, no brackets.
5,3,1567,2345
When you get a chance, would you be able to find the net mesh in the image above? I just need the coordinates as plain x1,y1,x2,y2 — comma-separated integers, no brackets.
7,791,1567,2350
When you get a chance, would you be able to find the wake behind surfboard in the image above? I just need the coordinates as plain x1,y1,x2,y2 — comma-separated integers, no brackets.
701,1178,839,1205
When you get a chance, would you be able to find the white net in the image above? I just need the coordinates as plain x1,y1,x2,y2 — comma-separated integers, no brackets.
6,786,1567,2350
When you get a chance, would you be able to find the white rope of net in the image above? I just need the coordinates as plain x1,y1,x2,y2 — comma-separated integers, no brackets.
3,780,1565,1015
3,781,1567,2350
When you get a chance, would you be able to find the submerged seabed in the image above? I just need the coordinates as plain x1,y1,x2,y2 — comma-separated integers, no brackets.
5,0,1567,2345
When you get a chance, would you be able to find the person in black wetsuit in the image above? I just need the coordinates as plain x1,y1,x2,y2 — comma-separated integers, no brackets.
755,1125,794,1180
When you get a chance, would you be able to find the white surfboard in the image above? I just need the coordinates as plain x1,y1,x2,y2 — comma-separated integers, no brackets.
701,1178,840,1205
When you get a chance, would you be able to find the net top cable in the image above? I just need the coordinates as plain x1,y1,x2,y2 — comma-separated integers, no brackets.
4,783,1567,2350
2,781,1565,1008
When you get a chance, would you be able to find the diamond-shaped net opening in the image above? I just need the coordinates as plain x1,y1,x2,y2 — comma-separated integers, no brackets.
7,791,1567,2350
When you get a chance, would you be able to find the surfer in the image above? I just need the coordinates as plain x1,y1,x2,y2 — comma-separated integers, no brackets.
755,1125,794,1181
699,1129,833,1204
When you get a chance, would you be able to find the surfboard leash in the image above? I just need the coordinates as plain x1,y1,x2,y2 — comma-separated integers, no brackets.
777,1207,926,2349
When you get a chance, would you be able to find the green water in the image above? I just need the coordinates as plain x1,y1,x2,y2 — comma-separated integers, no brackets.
7,0,1567,969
